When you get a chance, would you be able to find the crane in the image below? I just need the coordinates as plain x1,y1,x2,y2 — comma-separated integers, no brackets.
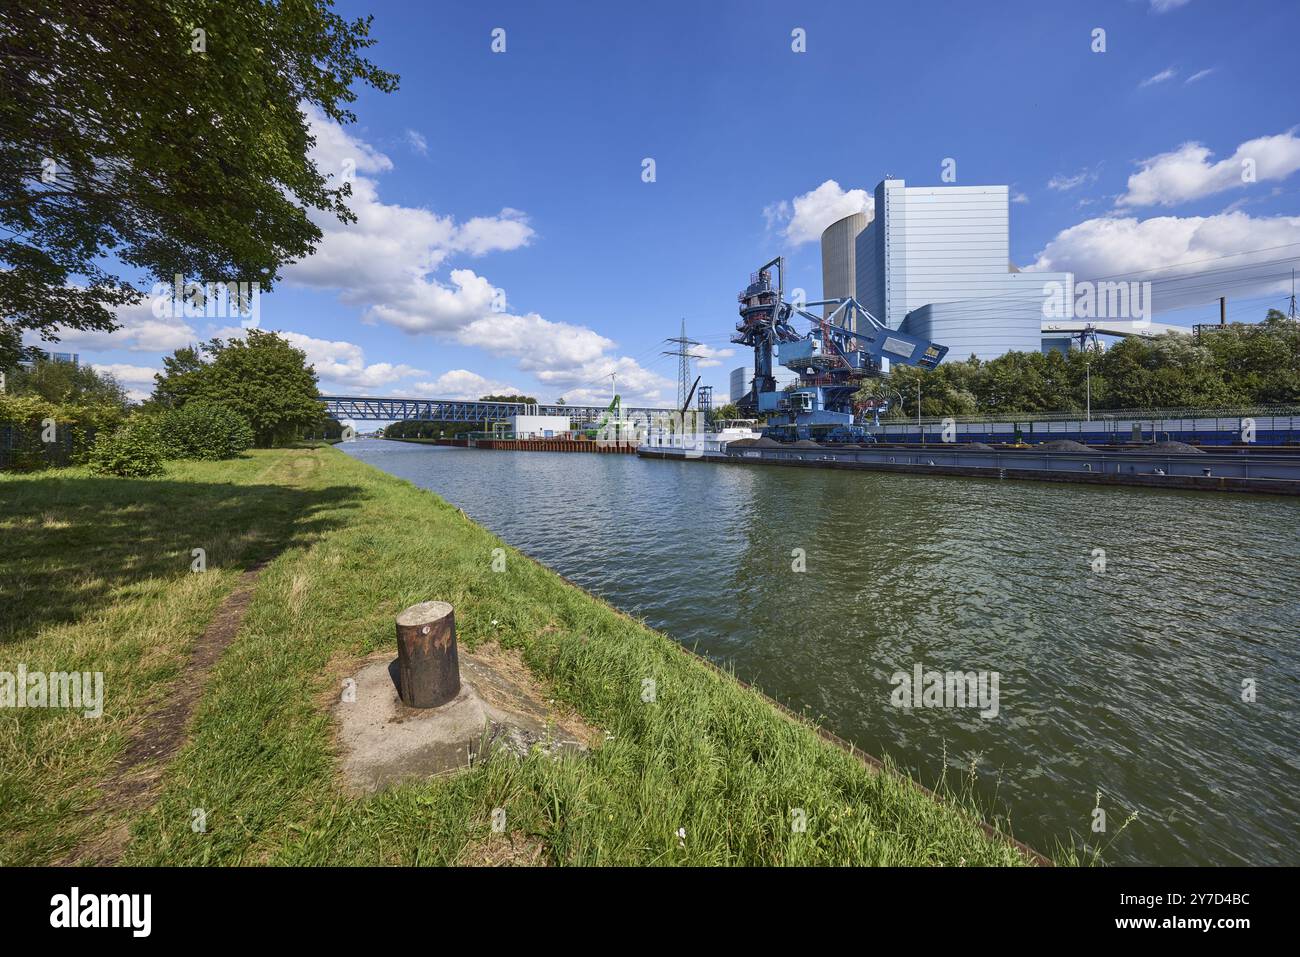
732,256,948,441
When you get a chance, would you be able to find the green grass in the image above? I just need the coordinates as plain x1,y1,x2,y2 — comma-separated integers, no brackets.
1,446,1031,865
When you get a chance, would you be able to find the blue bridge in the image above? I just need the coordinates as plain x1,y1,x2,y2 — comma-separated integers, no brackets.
319,395,675,424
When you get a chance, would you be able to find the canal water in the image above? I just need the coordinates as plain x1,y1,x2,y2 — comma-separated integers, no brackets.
342,439,1299,865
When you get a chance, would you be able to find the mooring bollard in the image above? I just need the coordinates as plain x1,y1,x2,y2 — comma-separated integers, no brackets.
395,600,460,708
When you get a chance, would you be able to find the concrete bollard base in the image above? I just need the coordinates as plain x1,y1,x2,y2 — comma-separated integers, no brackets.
332,647,595,795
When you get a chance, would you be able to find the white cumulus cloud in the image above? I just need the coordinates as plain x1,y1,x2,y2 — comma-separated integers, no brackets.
282,107,671,404
278,331,427,392
694,344,735,369
90,362,160,384
34,298,198,355
764,180,874,246
410,370,523,401
289,105,536,336
1118,130,1300,207
1028,210,1300,311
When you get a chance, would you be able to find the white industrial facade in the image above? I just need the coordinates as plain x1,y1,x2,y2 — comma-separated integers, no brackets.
852,179,1073,362
505,414,570,438
903,272,1076,361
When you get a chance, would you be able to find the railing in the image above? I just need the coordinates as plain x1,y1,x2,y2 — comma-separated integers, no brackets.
0,423,90,470
883,405,1300,427
319,395,675,424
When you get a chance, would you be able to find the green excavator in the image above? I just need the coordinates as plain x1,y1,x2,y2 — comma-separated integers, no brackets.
581,393,623,440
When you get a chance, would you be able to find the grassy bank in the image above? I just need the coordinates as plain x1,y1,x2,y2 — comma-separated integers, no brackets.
1,446,1030,865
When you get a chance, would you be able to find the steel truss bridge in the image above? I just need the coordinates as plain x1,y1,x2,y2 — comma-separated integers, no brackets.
319,395,676,424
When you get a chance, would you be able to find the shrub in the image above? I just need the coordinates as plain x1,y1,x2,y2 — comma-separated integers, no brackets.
156,402,254,460
86,418,166,477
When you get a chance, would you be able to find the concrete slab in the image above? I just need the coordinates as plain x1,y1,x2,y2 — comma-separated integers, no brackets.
333,649,592,795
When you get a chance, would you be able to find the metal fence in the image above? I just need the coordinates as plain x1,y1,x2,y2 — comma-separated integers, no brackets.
888,404,1300,427
867,410,1300,446
0,422,92,470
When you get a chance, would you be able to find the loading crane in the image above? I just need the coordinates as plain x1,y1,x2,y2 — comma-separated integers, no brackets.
581,392,623,439
732,256,948,441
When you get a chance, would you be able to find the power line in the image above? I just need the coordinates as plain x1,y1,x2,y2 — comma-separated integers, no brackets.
1072,242,1300,283
663,318,704,411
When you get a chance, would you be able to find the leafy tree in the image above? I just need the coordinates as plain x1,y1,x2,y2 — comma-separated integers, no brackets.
978,352,1053,413
0,0,398,368
1095,334,1234,409
1198,311,1300,404
480,394,538,405
315,417,345,441
0,324,23,369
149,346,208,410
1,358,128,469
5,357,128,411
151,330,322,447
383,419,475,439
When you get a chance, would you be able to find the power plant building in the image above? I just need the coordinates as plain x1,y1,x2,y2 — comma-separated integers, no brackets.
834,179,1074,362
729,365,748,403
820,211,869,324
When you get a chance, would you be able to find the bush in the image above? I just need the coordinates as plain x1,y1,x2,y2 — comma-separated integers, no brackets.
156,402,254,460
86,419,166,477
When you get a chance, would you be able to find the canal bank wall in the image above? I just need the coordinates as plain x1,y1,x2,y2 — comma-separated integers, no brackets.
469,437,634,453
637,444,1300,496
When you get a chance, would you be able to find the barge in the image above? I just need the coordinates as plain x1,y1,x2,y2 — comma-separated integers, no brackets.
636,435,1300,496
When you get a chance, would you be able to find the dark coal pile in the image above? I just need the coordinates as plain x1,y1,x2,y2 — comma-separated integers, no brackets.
792,439,823,448
1035,439,1094,452
961,441,997,450
1128,440,1205,454
753,437,786,449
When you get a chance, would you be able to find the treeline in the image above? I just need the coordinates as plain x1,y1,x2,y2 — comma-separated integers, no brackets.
862,311,1300,419
150,329,325,446
383,420,477,439
383,393,550,439
3,330,336,475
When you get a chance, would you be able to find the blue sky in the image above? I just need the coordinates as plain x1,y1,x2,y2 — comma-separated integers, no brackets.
49,0,1300,408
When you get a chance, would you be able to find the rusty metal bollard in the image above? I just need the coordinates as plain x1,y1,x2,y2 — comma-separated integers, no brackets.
395,601,460,708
